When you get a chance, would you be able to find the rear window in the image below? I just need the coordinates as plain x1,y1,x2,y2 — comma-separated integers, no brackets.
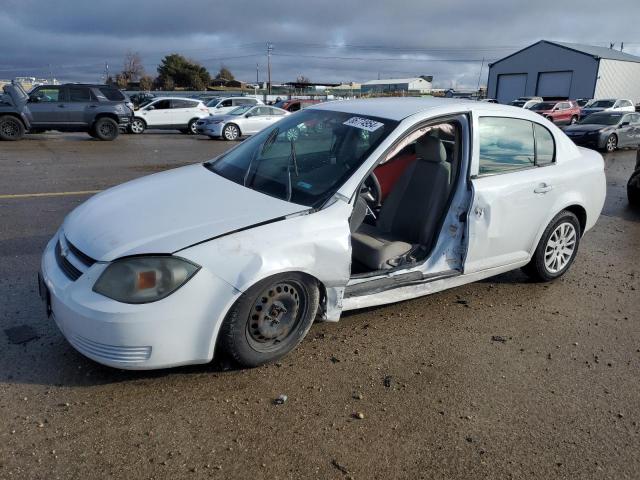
172,99,199,108
98,87,125,101
68,87,94,102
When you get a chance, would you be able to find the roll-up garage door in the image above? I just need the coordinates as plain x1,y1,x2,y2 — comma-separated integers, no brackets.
496,74,527,104
536,71,572,98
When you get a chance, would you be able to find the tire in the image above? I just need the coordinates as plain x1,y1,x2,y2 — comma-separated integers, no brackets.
628,170,640,207
129,118,146,134
522,210,581,282
188,118,198,135
570,115,578,125
219,272,320,367
605,134,617,152
223,123,240,141
93,117,119,141
0,115,25,141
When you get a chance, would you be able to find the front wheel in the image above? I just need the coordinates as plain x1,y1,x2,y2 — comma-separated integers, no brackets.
0,115,25,141
522,210,581,282
93,118,119,141
129,118,145,134
223,123,240,141
188,119,198,135
218,273,320,367
605,134,617,152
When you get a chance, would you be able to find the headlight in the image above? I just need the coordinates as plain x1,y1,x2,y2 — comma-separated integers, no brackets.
208,119,223,125
93,256,200,304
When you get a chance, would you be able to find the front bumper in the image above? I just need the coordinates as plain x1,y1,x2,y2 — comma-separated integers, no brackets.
40,233,241,369
195,122,224,137
565,133,605,149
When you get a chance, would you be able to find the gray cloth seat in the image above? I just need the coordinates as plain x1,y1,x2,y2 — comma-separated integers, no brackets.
352,135,451,271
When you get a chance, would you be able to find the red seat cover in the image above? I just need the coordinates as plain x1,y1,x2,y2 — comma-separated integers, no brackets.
374,153,417,200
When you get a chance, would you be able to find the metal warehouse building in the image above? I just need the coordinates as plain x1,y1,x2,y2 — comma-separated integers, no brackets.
361,76,433,95
487,40,640,104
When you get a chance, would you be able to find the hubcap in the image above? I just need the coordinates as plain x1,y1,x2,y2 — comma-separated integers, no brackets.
607,136,616,151
544,222,577,273
131,120,143,133
99,122,115,137
246,281,306,352
225,125,238,140
190,122,197,134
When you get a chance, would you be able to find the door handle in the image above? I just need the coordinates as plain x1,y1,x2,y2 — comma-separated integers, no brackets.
534,183,553,194
58,104,66,108
88,105,97,109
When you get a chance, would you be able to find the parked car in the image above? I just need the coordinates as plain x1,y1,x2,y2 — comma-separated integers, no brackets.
129,97,210,134
129,92,155,108
564,112,640,152
0,82,132,141
628,151,640,206
480,98,498,103
196,104,289,140
205,96,263,115
529,100,581,125
576,98,592,107
39,98,605,370
510,96,543,108
581,99,635,117
278,99,321,112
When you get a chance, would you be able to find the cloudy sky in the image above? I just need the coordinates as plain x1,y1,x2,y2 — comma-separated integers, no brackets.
1,0,639,88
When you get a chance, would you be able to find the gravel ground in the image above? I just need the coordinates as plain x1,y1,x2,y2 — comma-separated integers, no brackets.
0,132,638,480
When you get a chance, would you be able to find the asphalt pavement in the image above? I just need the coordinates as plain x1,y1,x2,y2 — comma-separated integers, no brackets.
0,132,638,479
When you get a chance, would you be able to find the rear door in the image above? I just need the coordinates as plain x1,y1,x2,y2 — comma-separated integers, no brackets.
170,99,198,126
27,86,67,125
240,106,264,134
65,86,95,126
466,116,560,272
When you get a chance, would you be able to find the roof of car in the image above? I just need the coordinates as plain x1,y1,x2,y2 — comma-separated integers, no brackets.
149,96,204,102
310,97,507,121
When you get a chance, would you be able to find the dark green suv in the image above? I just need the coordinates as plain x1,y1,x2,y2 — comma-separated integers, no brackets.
0,83,133,141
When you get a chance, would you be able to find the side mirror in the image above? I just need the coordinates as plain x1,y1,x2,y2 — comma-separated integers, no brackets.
620,121,630,127
146,105,155,111
245,112,253,118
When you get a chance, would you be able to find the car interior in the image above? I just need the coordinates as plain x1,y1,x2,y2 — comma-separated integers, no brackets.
349,121,461,276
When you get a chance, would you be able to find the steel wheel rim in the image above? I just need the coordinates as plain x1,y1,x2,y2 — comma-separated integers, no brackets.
544,222,577,273
1,119,18,137
607,136,616,151
99,121,115,137
245,281,307,353
131,120,144,133
225,125,238,140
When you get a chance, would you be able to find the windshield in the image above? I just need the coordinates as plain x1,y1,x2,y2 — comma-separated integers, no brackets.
588,100,615,108
580,113,623,125
205,109,399,207
229,105,253,115
530,102,556,111
205,98,222,107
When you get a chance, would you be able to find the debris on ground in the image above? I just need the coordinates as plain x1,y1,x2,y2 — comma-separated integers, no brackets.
383,375,393,388
331,459,349,475
273,394,288,405
491,335,508,343
353,412,365,419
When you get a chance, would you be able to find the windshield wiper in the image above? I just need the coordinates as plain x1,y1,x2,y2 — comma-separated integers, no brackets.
285,138,299,202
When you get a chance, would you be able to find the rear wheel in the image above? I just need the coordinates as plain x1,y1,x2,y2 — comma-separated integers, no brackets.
0,115,25,141
223,123,240,141
605,134,617,152
219,273,319,367
522,210,581,282
93,118,119,141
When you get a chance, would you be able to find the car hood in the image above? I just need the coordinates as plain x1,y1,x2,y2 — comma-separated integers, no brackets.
62,164,309,261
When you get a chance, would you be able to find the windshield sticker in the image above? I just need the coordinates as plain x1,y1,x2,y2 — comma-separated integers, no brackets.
297,181,312,190
343,117,384,132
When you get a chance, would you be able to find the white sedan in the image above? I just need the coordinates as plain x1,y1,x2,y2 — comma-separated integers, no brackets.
39,98,606,370
195,105,289,140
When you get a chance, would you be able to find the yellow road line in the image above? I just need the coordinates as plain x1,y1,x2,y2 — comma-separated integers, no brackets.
0,190,101,199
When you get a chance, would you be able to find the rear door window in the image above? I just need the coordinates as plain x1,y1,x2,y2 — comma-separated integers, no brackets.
534,124,555,166
68,86,94,102
172,99,198,109
478,117,535,175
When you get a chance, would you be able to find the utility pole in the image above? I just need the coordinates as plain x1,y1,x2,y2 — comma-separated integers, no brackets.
256,63,259,84
620,42,624,52
104,62,109,83
476,57,485,96
267,42,273,95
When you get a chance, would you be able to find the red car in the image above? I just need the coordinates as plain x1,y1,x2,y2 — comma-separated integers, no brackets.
529,100,581,125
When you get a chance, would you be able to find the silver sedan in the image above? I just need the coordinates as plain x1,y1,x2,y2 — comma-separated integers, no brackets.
196,104,290,140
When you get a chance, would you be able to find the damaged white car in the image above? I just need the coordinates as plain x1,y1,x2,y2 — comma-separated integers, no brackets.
39,98,606,369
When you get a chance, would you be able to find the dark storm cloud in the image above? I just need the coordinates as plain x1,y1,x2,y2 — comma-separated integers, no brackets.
1,0,639,87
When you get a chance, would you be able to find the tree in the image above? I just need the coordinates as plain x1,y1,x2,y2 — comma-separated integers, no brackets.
295,75,311,84
139,75,154,91
215,65,235,82
115,73,128,89
157,54,210,90
122,51,144,83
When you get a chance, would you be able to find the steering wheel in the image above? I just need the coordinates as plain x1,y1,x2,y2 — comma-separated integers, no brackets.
359,171,382,210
